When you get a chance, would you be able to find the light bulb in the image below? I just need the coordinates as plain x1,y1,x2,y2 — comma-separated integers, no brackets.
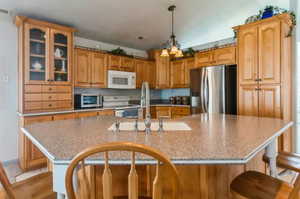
169,46,178,54
160,49,169,57
175,49,184,58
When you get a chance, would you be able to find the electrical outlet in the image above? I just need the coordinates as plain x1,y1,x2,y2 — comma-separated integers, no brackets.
0,75,8,82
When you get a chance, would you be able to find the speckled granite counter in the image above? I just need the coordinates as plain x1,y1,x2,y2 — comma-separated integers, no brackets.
21,114,293,165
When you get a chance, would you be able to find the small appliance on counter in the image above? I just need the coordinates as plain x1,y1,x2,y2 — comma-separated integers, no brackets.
169,96,190,105
75,94,103,109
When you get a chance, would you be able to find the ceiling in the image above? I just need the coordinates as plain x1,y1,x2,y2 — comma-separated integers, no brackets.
2,0,289,50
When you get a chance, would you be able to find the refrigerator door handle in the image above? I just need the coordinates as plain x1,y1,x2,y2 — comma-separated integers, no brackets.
200,69,205,113
204,69,209,112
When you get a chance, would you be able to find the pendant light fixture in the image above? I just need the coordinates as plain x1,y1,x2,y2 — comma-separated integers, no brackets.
160,5,183,58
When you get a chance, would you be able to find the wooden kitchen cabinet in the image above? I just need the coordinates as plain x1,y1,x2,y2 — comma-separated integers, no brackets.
196,51,213,67
258,20,281,85
16,16,75,114
107,55,135,72
170,58,195,88
98,109,115,116
91,52,107,87
75,48,107,88
75,49,90,87
238,26,258,85
234,13,293,151
213,46,236,65
171,107,191,118
155,107,172,118
258,85,281,118
120,57,135,72
19,115,53,171
107,54,121,70
148,50,170,89
135,59,156,88
195,46,236,68
238,85,259,116
184,58,195,86
170,60,186,88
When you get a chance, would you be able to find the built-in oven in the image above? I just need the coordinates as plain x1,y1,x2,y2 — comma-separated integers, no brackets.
107,70,136,89
75,94,103,109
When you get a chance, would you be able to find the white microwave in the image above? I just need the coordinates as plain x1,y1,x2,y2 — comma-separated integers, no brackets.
108,70,136,89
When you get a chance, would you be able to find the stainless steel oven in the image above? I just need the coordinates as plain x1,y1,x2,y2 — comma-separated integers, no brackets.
74,94,103,108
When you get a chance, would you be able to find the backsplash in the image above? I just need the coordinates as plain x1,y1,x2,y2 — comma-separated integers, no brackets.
160,88,190,100
74,88,161,100
74,88,189,101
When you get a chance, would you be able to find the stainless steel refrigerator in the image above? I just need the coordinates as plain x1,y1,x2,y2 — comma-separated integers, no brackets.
190,65,237,114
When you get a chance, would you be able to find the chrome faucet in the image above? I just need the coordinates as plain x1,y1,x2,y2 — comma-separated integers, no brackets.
140,82,151,133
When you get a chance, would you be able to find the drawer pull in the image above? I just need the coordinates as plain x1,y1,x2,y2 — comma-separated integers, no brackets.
49,96,52,99
49,88,52,91
48,104,52,107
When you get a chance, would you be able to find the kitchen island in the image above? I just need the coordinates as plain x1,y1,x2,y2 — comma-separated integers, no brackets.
21,114,293,199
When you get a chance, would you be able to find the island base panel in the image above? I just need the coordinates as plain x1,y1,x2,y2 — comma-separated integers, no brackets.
86,153,266,199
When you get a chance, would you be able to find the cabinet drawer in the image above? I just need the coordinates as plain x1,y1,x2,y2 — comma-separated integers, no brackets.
42,85,72,93
24,102,43,111
98,110,115,116
76,111,98,118
172,107,190,115
24,94,42,102
42,100,72,110
53,113,76,121
23,115,53,125
25,85,42,93
156,107,171,118
42,93,72,101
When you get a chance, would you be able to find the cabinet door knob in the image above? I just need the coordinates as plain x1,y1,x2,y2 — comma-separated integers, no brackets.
49,96,52,99
48,104,52,107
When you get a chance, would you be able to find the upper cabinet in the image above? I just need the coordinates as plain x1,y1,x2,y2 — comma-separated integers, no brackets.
20,19,74,85
107,55,135,72
74,48,107,88
16,16,75,113
195,46,236,67
238,26,258,85
135,59,156,88
170,59,186,88
258,21,281,84
148,50,170,89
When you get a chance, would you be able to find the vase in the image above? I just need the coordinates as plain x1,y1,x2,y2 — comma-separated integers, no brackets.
262,8,274,19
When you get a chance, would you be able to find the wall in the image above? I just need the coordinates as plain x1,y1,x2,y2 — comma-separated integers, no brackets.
0,13,18,162
290,0,300,152
74,37,148,58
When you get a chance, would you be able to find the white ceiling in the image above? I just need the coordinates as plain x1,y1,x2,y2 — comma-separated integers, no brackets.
1,0,289,50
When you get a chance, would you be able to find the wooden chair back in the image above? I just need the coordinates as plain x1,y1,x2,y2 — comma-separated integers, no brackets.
0,162,16,199
289,174,300,199
65,142,181,199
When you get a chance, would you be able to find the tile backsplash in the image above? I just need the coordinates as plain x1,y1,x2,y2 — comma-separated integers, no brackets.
74,88,190,101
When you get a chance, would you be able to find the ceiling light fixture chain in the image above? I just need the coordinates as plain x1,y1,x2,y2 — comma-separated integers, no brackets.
161,5,183,58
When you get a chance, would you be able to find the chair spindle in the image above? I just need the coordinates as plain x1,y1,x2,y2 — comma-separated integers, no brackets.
153,161,162,199
103,152,113,199
128,152,138,199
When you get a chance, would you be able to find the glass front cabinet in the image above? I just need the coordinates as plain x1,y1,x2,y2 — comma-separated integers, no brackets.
21,19,74,85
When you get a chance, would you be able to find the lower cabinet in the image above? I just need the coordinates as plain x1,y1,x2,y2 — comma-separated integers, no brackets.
19,109,115,171
153,106,191,119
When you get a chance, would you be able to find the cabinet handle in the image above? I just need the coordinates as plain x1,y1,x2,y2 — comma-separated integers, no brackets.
255,88,261,91
48,104,52,107
255,78,262,82
49,88,52,91
48,96,52,99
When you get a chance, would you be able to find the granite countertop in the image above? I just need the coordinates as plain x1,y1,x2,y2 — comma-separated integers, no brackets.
21,114,293,165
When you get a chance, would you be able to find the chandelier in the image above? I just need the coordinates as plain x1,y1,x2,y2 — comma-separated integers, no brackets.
160,5,183,58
